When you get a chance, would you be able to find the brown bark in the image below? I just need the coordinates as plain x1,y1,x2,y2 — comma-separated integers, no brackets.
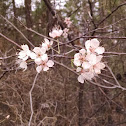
78,83,84,126
12,0,19,42
25,0,33,42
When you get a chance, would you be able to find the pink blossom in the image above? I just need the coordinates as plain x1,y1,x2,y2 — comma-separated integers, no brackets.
78,74,85,83
82,61,91,70
85,39,105,54
81,71,94,81
42,38,53,51
17,59,27,71
77,67,95,83
74,49,86,66
18,44,31,61
63,28,69,38
74,39,105,83
93,62,105,74
86,53,103,65
49,28,63,38
64,17,72,27
85,53,105,74
36,60,54,73
33,47,47,65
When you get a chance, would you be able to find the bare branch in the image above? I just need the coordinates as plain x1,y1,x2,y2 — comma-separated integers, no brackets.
98,2,126,26
0,33,21,49
28,73,39,126
0,15,35,47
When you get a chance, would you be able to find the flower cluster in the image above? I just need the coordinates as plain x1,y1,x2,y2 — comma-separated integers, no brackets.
17,17,72,73
74,39,105,83
49,27,63,38
49,17,72,39
17,38,54,73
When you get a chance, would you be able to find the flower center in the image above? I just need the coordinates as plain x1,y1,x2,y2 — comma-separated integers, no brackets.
90,48,95,53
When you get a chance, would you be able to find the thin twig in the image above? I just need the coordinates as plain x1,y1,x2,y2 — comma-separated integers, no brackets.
88,80,118,89
54,60,77,75
28,73,39,126
104,52,126,55
0,15,35,47
0,33,21,49
98,2,126,26
106,64,121,87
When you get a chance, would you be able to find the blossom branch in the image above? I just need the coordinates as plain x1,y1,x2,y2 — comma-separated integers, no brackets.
104,52,126,55
88,80,118,89
58,36,126,48
54,60,77,75
15,17,62,43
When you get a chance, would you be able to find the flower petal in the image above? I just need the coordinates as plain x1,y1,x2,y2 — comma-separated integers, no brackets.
29,52,36,59
82,62,91,70
19,60,27,71
96,55,103,63
86,53,97,65
95,47,105,54
21,44,29,51
76,67,82,72
79,49,86,55
41,47,46,54
36,66,42,73
35,58,42,65
78,74,85,83
74,53,80,60
96,62,105,69
44,38,49,45
85,40,91,50
42,43,48,51
82,72,94,80
94,67,101,74
43,66,49,71
33,47,41,54
90,39,100,48
47,60,54,67
41,54,48,61
74,60,81,66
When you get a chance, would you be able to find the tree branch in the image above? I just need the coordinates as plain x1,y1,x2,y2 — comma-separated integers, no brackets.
0,33,21,49
98,2,126,26
28,73,39,126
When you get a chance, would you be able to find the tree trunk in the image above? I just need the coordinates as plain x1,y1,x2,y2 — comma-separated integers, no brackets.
25,0,33,42
12,0,19,43
78,82,84,126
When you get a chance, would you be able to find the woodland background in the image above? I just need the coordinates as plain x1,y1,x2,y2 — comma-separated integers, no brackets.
0,0,126,126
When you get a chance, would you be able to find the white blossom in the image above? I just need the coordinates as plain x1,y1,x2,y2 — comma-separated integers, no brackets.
49,27,63,38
